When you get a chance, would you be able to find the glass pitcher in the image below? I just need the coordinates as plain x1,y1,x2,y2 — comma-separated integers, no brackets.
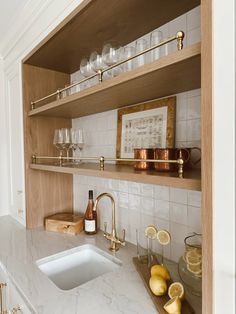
178,233,202,296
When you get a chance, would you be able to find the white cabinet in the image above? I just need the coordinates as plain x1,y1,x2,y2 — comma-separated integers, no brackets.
0,264,32,314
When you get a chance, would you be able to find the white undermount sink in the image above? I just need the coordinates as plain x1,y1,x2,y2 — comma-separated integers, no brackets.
36,244,122,290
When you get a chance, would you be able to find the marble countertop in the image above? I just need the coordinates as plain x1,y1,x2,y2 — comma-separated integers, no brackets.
0,216,201,314
0,216,157,314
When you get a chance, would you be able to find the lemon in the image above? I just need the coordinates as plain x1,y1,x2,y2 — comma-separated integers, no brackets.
157,229,171,245
186,249,202,266
145,225,158,239
163,296,182,314
187,263,202,276
151,264,170,281
168,282,185,300
149,275,167,296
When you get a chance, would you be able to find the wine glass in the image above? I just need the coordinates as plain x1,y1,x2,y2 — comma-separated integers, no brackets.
150,30,164,61
53,129,64,157
61,128,71,160
89,51,106,81
102,42,122,77
80,58,97,90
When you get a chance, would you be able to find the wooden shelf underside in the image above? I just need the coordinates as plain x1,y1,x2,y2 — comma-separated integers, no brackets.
30,163,201,191
29,43,201,119
24,0,200,73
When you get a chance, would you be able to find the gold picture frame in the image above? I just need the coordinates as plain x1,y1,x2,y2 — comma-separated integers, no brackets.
116,97,176,163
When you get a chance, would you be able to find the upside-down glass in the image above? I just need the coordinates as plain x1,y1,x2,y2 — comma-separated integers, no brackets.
122,45,136,72
150,30,164,61
135,38,150,68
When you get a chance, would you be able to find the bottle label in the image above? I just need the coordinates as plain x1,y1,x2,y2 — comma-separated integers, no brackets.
85,219,96,232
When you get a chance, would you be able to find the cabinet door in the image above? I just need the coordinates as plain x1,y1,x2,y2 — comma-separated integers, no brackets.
5,65,25,225
8,281,33,314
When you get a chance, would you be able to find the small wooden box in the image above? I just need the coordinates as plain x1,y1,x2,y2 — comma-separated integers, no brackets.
45,213,84,235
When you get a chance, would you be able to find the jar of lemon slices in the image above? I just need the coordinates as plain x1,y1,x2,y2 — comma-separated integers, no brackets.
178,233,202,296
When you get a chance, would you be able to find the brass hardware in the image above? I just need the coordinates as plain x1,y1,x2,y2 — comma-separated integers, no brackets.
99,156,105,170
31,154,185,178
0,283,7,314
30,31,185,107
30,101,35,110
31,155,37,164
11,306,21,314
93,193,125,251
176,31,185,51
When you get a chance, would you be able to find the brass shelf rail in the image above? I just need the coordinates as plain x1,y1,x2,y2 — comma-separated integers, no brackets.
30,31,185,109
31,155,184,178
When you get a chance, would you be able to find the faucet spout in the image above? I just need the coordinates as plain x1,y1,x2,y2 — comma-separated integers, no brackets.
93,192,125,252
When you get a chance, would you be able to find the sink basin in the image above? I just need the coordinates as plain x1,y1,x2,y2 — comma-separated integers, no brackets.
36,244,122,290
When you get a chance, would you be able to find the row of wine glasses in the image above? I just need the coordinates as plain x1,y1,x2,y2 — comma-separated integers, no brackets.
79,30,165,87
53,128,84,161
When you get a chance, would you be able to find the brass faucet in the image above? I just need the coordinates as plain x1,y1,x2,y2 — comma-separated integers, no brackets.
93,192,125,252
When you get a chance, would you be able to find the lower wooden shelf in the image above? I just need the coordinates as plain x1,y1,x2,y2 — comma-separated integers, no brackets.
30,163,201,191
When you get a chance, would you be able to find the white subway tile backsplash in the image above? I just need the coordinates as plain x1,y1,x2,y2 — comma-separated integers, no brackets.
186,27,201,46
128,182,141,195
140,197,155,216
187,96,201,119
170,202,188,225
187,6,201,31
140,184,154,198
128,194,141,211
186,119,201,141
175,120,187,142
188,191,201,207
187,206,202,232
170,188,188,204
170,222,188,244
154,200,170,220
154,186,169,201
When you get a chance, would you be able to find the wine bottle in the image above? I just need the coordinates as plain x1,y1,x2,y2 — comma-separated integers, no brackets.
84,190,97,234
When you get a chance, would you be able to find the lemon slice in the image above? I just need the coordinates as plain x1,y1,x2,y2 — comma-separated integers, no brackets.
187,263,202,276
186,249,202,266
151,264,170,280
168,282,185,300
156,229,171,245
145,225,158,239
163,296,182,314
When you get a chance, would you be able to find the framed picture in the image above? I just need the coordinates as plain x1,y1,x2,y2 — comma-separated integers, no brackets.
116,97,176,160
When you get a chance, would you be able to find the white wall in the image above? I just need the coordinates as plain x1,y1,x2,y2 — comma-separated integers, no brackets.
0,58,9,216
213,0,235,313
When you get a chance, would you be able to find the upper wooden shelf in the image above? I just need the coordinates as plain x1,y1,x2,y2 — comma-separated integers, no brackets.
30,163,201,191
28,43,201,119
24,0,200,73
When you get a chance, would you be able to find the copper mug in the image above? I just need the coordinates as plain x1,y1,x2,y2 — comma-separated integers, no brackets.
134,148,154,170
154,148,176,171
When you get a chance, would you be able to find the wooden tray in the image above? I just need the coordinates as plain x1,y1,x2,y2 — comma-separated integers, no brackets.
45,213,83,235
133,257,195,314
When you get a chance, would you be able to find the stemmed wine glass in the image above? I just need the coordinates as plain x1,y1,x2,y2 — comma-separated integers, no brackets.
70,129,84,163
80,58,96,89
53,129,64,157
61,128,71,160
102,42,122,77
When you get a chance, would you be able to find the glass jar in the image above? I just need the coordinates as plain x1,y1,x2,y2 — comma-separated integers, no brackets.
178,233,202,296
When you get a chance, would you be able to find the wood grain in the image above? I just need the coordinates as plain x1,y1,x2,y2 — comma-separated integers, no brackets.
201,0,213,313
116,97,176,163
22,64,73,228
23,0,200,73
133,257,195,314
28,43,201,119
30,163,201,191
45,213,84,235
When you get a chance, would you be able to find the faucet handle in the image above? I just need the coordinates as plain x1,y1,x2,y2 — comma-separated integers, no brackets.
119,229,126,246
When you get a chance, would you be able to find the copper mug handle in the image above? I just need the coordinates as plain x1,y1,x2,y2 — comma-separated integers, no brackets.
189,147,201,166
176,148,190,164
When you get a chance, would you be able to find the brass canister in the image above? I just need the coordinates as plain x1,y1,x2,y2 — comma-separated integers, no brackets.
154,148,176,172
134,148,154,170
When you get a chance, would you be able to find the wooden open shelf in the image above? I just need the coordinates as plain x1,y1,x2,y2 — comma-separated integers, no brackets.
30,163,201,191
28,43,201,119
24,0,200,74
